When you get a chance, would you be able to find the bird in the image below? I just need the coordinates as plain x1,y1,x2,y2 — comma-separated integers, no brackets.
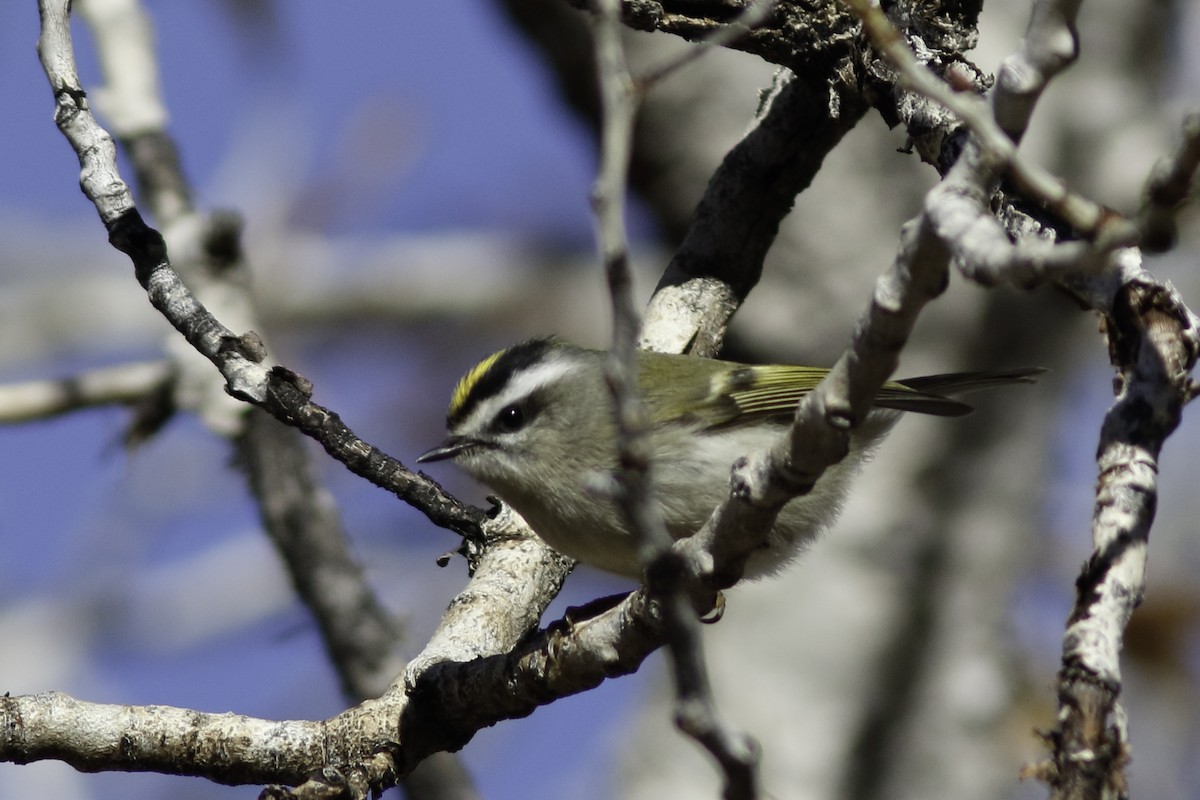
418,338,1040,580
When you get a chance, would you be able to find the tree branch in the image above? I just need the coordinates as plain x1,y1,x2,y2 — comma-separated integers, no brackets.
847,0,1135,289
590,1,761,795
37,0,484,541
564,0,864,84
1032,263,1200,800
48,3,485,794
0,360,171,423
1138,110,1200,254
2,508,572,794
636,0,779,89
75,0,411,705
846,1,1200,795
642,68,870,355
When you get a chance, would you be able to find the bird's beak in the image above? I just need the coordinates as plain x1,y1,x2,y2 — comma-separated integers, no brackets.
416,436,475,463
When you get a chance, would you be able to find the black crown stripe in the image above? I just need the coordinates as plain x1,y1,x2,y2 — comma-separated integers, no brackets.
447,337,557,428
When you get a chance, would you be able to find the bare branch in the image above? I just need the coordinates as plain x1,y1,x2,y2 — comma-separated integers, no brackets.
0,360,170,423
590,1,761,795
1,510,568,792
0,688,412,788
924,179,1110,287
36,0,484,541
63,5,491,794
563,0,868,86
45,6,489,793
945,1,1200,795
76,0,409,704
1021,263,1198,799
642,68,870,355
76,0,190,222
1138,110,1200,253
990,0,1082,146
636,0,779,90
836,5,1200,792
846,0,1137,282
405,587,664,762
20,1,1200,797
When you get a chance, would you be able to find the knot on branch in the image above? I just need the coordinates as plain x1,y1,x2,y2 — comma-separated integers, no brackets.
219,331,268,363
106,208,168,287
1036,665,1131,796
268,366,316,401
1106,278,1200,400
54,84,89,112
259,763,371,800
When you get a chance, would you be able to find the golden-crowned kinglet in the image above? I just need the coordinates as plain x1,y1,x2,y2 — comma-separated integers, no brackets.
418,338,1039,580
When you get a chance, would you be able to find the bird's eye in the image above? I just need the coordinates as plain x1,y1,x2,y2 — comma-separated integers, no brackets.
496,403,526,432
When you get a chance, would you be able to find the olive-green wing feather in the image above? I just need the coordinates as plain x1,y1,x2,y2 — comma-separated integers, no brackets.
636,351,1042,429
716,365,1043,426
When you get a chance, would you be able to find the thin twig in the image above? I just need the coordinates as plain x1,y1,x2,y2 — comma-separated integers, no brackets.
37,0,484,541
592,0,669,570
637,0,779,90
845,0,1136,251
591,1,761,796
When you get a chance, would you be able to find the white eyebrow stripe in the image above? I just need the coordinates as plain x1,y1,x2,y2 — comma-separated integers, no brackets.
453,356,576,434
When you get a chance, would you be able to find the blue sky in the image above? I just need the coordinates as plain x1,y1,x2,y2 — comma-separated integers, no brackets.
2,1,602,240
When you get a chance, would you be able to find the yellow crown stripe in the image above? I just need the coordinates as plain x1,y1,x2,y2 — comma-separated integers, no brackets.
449,348,506,419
